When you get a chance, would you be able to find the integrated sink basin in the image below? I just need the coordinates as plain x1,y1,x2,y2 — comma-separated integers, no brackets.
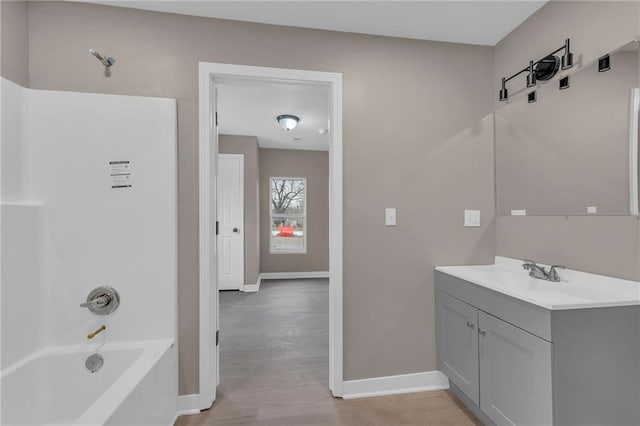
436,256,640,310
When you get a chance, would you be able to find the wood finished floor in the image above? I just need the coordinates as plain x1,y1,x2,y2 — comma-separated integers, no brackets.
175,279,480,426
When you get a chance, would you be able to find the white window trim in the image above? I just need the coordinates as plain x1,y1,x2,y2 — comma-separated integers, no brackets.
269,176,307,254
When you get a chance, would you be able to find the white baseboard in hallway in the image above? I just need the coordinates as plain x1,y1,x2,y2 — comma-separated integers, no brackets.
176,394,201,416
243,272,328,293
242,277,261,292
260,271,330,280
342,371,449,399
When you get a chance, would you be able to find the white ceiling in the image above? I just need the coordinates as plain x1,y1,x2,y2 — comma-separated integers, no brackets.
217,79,330,151
85,1,546,46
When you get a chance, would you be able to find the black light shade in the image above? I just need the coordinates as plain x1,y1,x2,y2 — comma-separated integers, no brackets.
559,76,570,90
499,78,508,101
598,55,611,72
561,38,574,70
528,91,537,103
526,60,537,87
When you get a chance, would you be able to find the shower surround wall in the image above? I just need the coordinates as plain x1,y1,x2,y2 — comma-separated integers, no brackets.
1,77,177,365
1,79,45,368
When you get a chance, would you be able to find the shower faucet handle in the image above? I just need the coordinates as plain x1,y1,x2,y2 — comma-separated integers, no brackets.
80,286,120,315
80,295,111,308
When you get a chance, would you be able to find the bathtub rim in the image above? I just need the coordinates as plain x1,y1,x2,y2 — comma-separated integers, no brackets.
1,338,174,426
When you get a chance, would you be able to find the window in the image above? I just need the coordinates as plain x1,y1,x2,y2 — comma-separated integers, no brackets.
270,177,306,253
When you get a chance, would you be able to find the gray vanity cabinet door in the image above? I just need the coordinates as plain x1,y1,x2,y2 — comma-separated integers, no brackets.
435,291,479,405
478,311,553,426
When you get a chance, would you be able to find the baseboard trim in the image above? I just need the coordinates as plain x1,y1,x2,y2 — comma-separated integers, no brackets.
342,371,449,400
176,394,201,416
259,271,330,280
242,276,261,292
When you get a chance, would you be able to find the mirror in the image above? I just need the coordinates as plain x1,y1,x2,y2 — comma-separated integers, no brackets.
496,40,640,216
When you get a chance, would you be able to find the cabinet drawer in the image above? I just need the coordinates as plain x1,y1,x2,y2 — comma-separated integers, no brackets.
436,271,552,342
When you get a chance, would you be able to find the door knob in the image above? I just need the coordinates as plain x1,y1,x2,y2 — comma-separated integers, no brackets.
466,321,475,328
478,328,487,335
233,228,239,233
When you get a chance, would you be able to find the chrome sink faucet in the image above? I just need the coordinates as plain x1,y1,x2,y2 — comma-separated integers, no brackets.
522,260,565,282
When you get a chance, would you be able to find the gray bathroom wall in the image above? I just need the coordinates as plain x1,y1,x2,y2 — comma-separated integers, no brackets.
0,0,29,86
259,148,329,273
219,135,260,287
494,0,640,281
26,1,496,394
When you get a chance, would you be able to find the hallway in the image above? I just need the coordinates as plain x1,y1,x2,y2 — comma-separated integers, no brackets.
175,279,479,426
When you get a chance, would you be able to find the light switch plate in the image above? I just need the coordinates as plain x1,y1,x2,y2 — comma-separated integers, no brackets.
511,209,527,216
385,208,396,226
587,206,597,214
464,210,481,227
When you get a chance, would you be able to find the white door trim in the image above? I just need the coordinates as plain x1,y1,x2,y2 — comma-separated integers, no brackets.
629,88,639,216
217,153,245,291
198,62,344,410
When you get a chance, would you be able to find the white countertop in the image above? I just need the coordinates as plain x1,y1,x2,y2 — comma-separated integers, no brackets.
436,257,640,310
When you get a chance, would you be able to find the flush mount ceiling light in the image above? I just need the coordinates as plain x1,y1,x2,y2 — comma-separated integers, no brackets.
276,114,300,131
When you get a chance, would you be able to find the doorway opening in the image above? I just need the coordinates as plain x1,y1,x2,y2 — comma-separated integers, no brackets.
198,63,343,410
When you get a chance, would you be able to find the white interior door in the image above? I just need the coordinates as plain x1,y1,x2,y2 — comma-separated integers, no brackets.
217,154,244,290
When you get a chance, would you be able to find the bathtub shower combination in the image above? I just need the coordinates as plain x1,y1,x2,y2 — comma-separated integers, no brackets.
1,78,178,425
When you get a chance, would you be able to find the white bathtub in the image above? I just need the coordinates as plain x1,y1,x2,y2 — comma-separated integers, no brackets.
1,339,177,426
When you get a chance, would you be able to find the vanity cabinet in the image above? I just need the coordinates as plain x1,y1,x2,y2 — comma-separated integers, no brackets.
436,291,552,425
435,270,640,426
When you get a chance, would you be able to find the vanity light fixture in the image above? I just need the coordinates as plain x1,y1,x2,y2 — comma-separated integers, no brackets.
498,38,574,101
276,114,300,131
